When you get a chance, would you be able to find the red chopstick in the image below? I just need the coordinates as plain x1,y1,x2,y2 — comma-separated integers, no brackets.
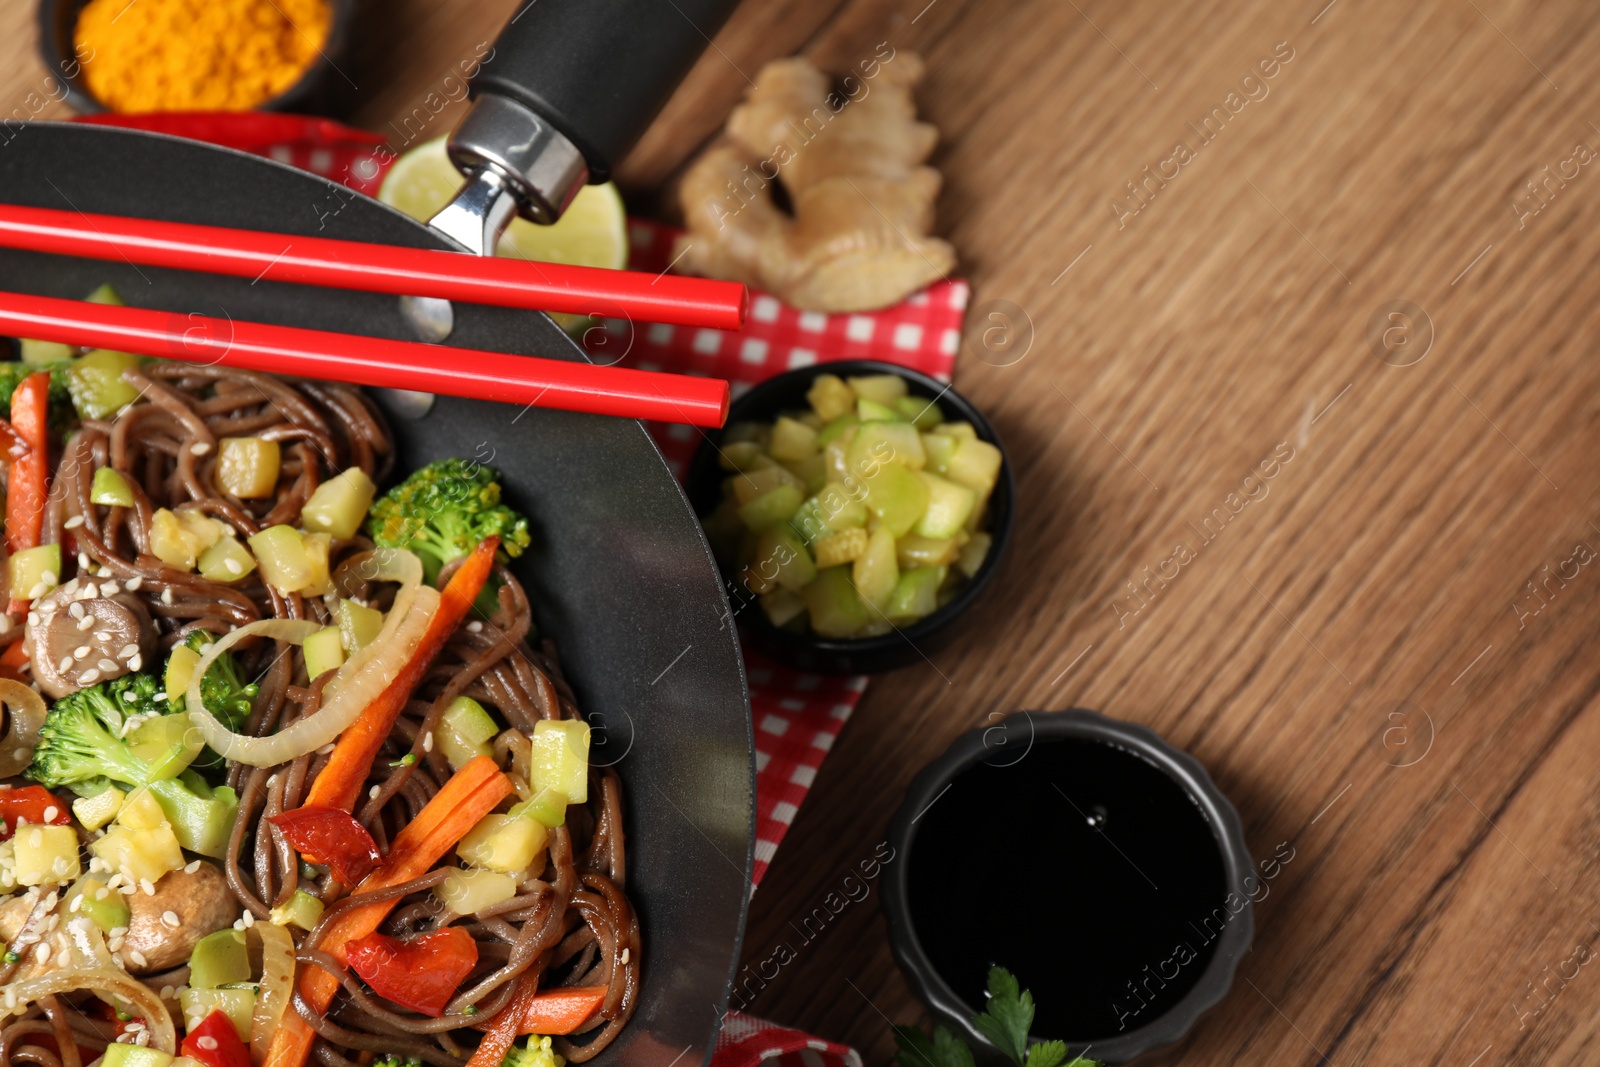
0,290,728,428
0,204,746,331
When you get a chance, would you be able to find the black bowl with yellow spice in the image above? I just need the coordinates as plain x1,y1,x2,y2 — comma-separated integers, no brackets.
685,360,1014,676
39,0,357,116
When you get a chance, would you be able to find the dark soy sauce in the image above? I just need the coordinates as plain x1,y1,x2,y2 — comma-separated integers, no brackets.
906,739,1229,1040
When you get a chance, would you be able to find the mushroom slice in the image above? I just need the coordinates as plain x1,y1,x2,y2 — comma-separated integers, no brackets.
120,861,240,974
26,587,157,699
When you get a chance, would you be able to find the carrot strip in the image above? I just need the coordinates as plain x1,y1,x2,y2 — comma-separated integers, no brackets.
518,985,608,1036
303,535,501,812
0,640,28,681
263,756,513,1067
5,374,47,556
466,973,542,1067
3,373,50,616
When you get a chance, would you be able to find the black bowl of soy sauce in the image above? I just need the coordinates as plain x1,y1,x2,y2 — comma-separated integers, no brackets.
883,709,1254,1064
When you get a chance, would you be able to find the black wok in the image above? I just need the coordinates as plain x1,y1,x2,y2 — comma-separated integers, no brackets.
0,120,754,1067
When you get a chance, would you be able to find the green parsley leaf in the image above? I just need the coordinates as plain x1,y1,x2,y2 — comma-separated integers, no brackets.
971,967,1033,1066
894,1025,974,1067
1023,1040,1069,1067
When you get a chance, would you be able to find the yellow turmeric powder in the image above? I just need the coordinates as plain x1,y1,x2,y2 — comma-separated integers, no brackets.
75,0,332,113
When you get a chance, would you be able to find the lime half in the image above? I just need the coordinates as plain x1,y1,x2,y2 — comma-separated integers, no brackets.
379,137,628,331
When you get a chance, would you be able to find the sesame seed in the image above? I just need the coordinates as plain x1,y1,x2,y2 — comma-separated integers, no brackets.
94,888,108,900
197,1037,218,1052
56,656,72,673
93,632,111,641
97,658,118,673
0,618,11,635
34,943,48,963
422,732,433,753
27,830,40,848
467,620,483,633
140,879,155,896
242,911,255,928
183,860,200,874
63,515,84,530
27,583,47,600
128,654,142,671
69,895,82,913
126,577,142,591
78,553,92,570
41,807,56,822
73,646,90,660
159,985,174,1000
191,442,211,456
128,948,147,967
316,743,335,755
160,587,173,605
79,669,100,685
620,947,630,964
101,582,120,596
117,644,137,659
224,559,243,575
68,602,84,619
108,926,127,937
161,911,180,928
369,785,381,799
39,572,56,587
76,615,94,632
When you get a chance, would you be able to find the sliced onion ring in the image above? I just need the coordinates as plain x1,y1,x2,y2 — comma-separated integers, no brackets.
186,549,437,766
0,679,47,777
1,966,176,1051
251,920,295,1064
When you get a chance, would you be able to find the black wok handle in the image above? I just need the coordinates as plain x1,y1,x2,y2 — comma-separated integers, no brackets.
475,0,740,182
440,0,740,237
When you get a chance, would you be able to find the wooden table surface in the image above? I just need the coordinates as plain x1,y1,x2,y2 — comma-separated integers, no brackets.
7,0,1600,1063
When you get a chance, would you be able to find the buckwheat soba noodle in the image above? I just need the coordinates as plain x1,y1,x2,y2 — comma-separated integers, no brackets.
0,337,638,1067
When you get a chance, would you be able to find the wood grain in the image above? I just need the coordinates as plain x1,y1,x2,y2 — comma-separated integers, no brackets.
7,0,1600,1063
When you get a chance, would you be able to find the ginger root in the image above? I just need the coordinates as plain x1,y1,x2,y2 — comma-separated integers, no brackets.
674,53,956,313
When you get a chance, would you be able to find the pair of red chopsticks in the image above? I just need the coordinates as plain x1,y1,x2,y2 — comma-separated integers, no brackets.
0,204,741,427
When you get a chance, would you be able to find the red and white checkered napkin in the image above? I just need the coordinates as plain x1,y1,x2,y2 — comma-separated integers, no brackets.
77,116,968,1067
590,218,966,884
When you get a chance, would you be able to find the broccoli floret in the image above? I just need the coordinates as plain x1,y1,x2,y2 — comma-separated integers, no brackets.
500,1036,563,1067
0,360,76,433
365,458,531,578
25,672,172,793
371,1057,424,1067
177,630,259,730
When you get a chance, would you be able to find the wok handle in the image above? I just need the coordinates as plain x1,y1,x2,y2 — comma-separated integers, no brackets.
442,0,740,233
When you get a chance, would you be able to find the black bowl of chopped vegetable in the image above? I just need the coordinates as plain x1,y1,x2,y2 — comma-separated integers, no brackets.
684,360,1013,675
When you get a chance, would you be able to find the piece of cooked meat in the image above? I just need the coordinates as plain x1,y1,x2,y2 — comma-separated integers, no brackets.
25,579,157,699
120,860,239,973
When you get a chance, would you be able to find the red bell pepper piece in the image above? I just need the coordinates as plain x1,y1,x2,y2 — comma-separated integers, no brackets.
345,926,479,1018
0,785,70,838
182,1009,252,1067
268,805,381,886
263,757,514,1067
5,371,49,557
